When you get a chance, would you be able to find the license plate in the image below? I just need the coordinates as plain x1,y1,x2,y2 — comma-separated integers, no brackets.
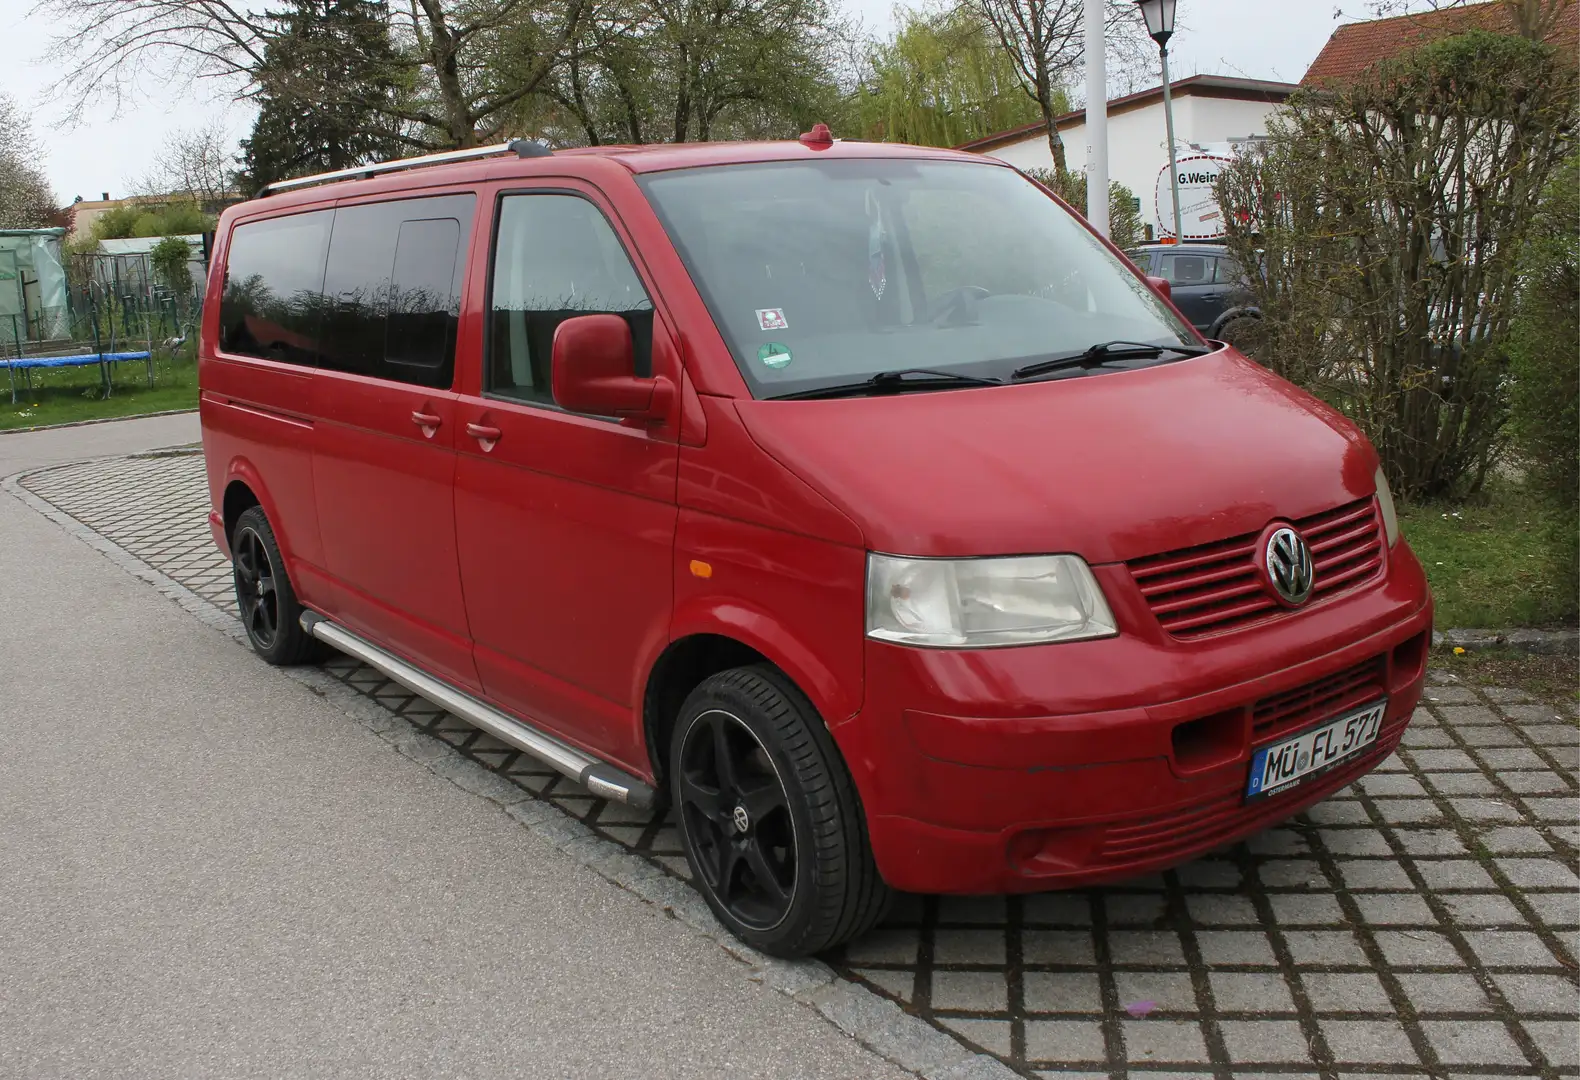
1245,699,1386,801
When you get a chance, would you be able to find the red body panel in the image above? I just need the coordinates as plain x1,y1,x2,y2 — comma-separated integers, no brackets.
199,138,1434,898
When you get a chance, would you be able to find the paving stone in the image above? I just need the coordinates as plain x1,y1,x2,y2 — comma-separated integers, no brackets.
1260,860,1326,888
1208,971,1295,1013
1183,894,1259,926
1448,797,1524,823
1246,830,1308,856
1336,860,1414,890
1400,727,1454,748
1103,893,1167,926
1021,972,1102,1014
1175,861,1242,888
1301,972,1392,1013
1462,930,1561,968
1370,799,1442,823
1419,1020,1529,1066
1477,826,1553,853
932,929,1007,966
1283,930,1368,966
1412,859,1497,890
1302,800,1372,825
1351,892,1437,926
1319,1019,1420,1064
1525,723,1580,745
1395,830,1468,856
1440,893,1526,926
930,971,1009,1012
1356,773,1427,797
842,928,919,965
1437,706,1500,726
1525,892,1580,927
1519,799,1580,825
1374,930,1464,967
1267,895,1345,926
1524,1020,1580,1068
1194,930,1277,966
1023,930,1096,967
1122,1019,1208,1064
1425,771,1497,795
1455,725,1524,747
1475,747,1549,770
1021,893,1092,926
1500,770,1570,794
1318,829,1393,856
1496,857,1580,889
1425,686,1478,704
853,968,916,1004
937,896,1008,925
1396,972,1493,1013
1218,1020,1312,1064
1112,970,1197,1014
1490,972,1577,1013
937,1018,1012,1058
1108,930,1186,967
1023,1020,1106,1065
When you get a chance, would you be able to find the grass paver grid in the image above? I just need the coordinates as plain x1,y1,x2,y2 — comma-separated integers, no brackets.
19,451,1580,1079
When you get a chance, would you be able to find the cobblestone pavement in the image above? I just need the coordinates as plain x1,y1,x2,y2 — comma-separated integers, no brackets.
17,450,1580,1079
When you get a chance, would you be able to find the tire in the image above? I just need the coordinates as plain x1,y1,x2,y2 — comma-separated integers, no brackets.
231,505,323,666
669,665,892,958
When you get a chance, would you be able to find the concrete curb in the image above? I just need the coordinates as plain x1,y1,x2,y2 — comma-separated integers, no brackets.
2,462,1020,1080
0,407,199,437
1433,627,1579,655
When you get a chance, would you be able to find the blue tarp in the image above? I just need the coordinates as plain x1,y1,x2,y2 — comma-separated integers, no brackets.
1,351,151,369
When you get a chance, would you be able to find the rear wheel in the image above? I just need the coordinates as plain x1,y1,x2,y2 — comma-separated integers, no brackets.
669,665,891,957
231,505,322,665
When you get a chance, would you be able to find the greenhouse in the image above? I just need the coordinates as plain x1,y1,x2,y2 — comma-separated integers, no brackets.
0,228,69,350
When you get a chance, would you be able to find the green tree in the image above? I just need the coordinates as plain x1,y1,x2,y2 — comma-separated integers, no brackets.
92,202,211,240
238,0,407,191
1217,30,1577,499
1508,154,1579,619
1023,168,1141,250
855,4,1042,147
150,236,194,301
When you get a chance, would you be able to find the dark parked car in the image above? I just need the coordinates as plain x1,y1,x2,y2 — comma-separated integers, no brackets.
1128,243,1260,343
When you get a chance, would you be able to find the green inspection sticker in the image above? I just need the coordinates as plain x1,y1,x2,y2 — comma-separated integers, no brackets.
757,342,792,369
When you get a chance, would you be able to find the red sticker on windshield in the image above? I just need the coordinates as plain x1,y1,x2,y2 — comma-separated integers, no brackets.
756,308,788,331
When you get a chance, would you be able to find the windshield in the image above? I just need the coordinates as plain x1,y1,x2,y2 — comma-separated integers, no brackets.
639,158,1197,398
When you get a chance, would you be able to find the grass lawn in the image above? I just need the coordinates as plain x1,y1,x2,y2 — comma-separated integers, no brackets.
1399,482,1575,630
0,350,198,432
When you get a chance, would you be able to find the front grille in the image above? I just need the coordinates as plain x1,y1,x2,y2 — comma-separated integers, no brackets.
1128,497,1385,640
1252,654,1387,741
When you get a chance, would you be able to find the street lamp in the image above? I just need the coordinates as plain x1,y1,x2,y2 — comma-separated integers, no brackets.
1135,0,1184,243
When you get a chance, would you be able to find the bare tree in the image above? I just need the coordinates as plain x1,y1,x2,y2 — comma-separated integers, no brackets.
131,121,237,208
0,93,59,229
971,0,1144,177
31,0,587,149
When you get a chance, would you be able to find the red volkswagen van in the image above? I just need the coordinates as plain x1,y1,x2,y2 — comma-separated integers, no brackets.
199,133,1432,958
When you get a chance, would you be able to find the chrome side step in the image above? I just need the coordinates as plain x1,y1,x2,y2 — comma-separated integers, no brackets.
300,612,657,810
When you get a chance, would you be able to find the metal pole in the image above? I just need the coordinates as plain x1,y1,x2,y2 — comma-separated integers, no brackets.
1084,0,1110,237
1161,45,1184,242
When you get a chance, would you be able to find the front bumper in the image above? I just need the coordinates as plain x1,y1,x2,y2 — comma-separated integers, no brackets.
833,546,1433,894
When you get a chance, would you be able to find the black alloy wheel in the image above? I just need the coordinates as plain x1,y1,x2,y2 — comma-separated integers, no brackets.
676,708,797,930
233,524,279,651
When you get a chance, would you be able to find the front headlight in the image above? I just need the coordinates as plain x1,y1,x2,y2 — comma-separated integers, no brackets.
1374,466,1401,547
866,553,1117,647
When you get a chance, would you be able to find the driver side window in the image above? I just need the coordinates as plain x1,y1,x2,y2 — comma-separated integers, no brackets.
487,193,654,406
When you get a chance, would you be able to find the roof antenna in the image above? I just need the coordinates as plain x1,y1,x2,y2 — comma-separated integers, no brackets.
798,123,834,150
510,138,553,158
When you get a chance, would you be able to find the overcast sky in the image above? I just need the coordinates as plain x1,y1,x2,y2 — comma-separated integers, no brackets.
1,0,1351,204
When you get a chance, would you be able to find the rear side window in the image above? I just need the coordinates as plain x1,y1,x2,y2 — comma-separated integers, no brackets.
487,193,653,406
219,211,332,363
1159,252,1212,286
318,194,474,388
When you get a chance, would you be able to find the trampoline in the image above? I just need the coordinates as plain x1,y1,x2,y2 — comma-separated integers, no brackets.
2,350,153,403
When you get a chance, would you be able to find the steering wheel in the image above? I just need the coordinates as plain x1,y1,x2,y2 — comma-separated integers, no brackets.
931,285,992,326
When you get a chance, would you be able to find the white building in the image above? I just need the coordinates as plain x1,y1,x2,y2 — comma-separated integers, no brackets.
957,75,1297,241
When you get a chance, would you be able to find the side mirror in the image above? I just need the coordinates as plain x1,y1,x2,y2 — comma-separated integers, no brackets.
1147,275,1172,301
551,314,673,420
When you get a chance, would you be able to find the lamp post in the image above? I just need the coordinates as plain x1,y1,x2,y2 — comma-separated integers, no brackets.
1135,0,1183,243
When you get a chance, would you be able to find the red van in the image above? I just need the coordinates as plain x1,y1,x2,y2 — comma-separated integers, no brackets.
199,133,1432,958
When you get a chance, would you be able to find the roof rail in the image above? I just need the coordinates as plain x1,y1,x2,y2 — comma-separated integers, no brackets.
258,139,551,196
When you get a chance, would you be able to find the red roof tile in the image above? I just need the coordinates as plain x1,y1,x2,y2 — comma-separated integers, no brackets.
1303,0,1579,85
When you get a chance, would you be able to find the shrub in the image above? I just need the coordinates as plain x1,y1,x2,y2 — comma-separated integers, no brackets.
1508,154,1579,621
1216,30,1578,499
149,236,193,300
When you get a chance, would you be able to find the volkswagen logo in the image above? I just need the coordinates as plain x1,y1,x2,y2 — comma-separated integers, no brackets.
732,805,751,833
1264,526,1315,606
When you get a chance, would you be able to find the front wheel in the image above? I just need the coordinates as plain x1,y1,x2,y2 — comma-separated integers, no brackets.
669,666,891,957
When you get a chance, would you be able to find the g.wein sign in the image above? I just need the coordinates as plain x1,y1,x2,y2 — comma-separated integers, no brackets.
1154,154,1232,242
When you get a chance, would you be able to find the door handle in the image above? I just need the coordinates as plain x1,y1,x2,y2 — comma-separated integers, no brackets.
412,410,442,428
466,422,501,452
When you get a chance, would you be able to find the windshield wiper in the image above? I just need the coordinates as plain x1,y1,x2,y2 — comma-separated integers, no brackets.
771,368,1004,401
1012,340,1211,381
